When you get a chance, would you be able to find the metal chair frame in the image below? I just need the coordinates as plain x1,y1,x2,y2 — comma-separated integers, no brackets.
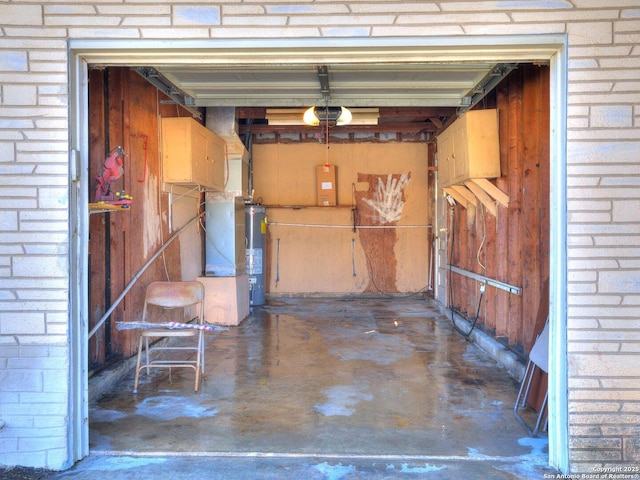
514,319,549,437
133,281,205,393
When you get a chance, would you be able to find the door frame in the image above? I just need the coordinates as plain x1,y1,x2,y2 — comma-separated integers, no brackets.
68,35,568,472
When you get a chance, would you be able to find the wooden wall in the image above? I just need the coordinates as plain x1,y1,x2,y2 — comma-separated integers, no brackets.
88,64,548,372
445,64,550,355
88,68,201,373
253,142,432,295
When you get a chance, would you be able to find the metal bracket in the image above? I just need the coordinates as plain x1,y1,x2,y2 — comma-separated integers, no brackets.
447,265,522,295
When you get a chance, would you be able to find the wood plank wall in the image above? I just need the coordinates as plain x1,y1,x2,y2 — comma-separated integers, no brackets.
88,68,194,373
446,64,550,355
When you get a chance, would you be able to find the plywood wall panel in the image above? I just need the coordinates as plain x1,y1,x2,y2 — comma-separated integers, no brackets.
254,142,430,295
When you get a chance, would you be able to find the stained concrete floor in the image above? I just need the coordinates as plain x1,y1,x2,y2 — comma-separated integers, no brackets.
51,296,557,479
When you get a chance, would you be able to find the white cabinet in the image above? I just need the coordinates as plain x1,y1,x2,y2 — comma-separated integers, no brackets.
437,109,500,188
161,117,226,191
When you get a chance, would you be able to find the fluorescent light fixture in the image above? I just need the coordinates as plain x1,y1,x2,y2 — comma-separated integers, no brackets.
266,108,378,126
303,106,352,126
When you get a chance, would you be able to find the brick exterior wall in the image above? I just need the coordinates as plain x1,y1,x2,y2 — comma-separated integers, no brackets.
0,0,638,473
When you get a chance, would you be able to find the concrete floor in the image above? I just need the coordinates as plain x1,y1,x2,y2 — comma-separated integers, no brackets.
52,296,557,479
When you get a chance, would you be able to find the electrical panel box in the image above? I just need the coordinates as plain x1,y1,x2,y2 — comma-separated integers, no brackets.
317,164,337,206
437,109,500,188
161,117,226,191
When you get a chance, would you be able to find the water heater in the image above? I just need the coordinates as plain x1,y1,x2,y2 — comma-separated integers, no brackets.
245,205,266,306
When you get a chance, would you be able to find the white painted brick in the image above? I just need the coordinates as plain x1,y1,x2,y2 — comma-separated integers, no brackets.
0,370,42,392
395,13,512,25
567,117,589,128
19,393,67,404
0,438,19,453
322,26,372,37
461,23,566,36
595,235,640,246
569,271,597,282
0,51,29,72
3,27,67,38
13,335,67,346
569,378,602,389
571,389,640,401
621,295,640,305
568,305,637,317
568,283,597,294
98,5,171,15
174,5,220,25
570,82,614,94
44,5,97,15
0,5,42,25
568,21,614,45
568,342,621,353
67,28,140,39
33,416,67,429
140,27,210,38
569,212,611,223
621,342,640,352
3,85,37,106
45,15,122,27
11,256,67,278
122,17,172,27
0,313,45,335
599,270,640,293
0,211,18,231
592,105,633,128
612,200,640,222
513,10,619,22
210,26,320,38
223,15,288,27
568,236,594,246
439,1,572,11
575,0,639,6
373,25,465,37
353,3,440,14
570,354,640,377
568,200,612,211
567,294,621,305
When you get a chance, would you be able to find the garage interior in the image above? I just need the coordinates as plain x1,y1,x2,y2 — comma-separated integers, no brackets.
86,57,550,472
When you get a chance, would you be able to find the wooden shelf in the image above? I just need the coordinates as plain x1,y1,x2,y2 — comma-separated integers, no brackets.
89,203,131,214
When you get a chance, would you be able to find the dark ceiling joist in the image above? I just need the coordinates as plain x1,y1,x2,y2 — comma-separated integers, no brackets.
235,106,454,121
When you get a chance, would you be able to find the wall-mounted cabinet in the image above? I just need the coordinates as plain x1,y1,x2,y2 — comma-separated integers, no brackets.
161,117,226,191
437,109,500,188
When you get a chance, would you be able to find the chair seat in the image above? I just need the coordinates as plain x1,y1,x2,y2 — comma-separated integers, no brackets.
140,329,199,337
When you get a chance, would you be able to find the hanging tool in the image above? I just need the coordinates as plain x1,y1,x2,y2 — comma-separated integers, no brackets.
94,146,125,202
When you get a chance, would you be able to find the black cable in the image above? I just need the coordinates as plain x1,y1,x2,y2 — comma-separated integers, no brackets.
447,199,484,339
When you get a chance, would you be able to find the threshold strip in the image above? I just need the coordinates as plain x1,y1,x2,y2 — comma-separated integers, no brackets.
90,450,530,463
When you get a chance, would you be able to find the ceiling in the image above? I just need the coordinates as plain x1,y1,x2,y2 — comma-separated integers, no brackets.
136,61,516,136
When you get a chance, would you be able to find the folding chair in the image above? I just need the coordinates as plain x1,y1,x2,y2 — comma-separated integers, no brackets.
514,319,549,437
133,281,205,393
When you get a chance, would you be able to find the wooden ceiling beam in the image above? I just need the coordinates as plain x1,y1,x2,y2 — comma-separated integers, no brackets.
238,122,438,135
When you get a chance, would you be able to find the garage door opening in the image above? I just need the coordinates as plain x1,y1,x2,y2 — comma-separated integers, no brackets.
72,35,568,470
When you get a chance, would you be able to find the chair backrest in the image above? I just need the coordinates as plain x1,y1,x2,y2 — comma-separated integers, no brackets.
142,281,205,323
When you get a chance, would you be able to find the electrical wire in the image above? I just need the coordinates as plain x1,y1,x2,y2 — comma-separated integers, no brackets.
447,198,484,339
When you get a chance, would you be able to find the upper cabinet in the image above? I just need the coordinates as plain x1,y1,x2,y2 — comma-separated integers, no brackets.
161,117,226,191
437,109,500,188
